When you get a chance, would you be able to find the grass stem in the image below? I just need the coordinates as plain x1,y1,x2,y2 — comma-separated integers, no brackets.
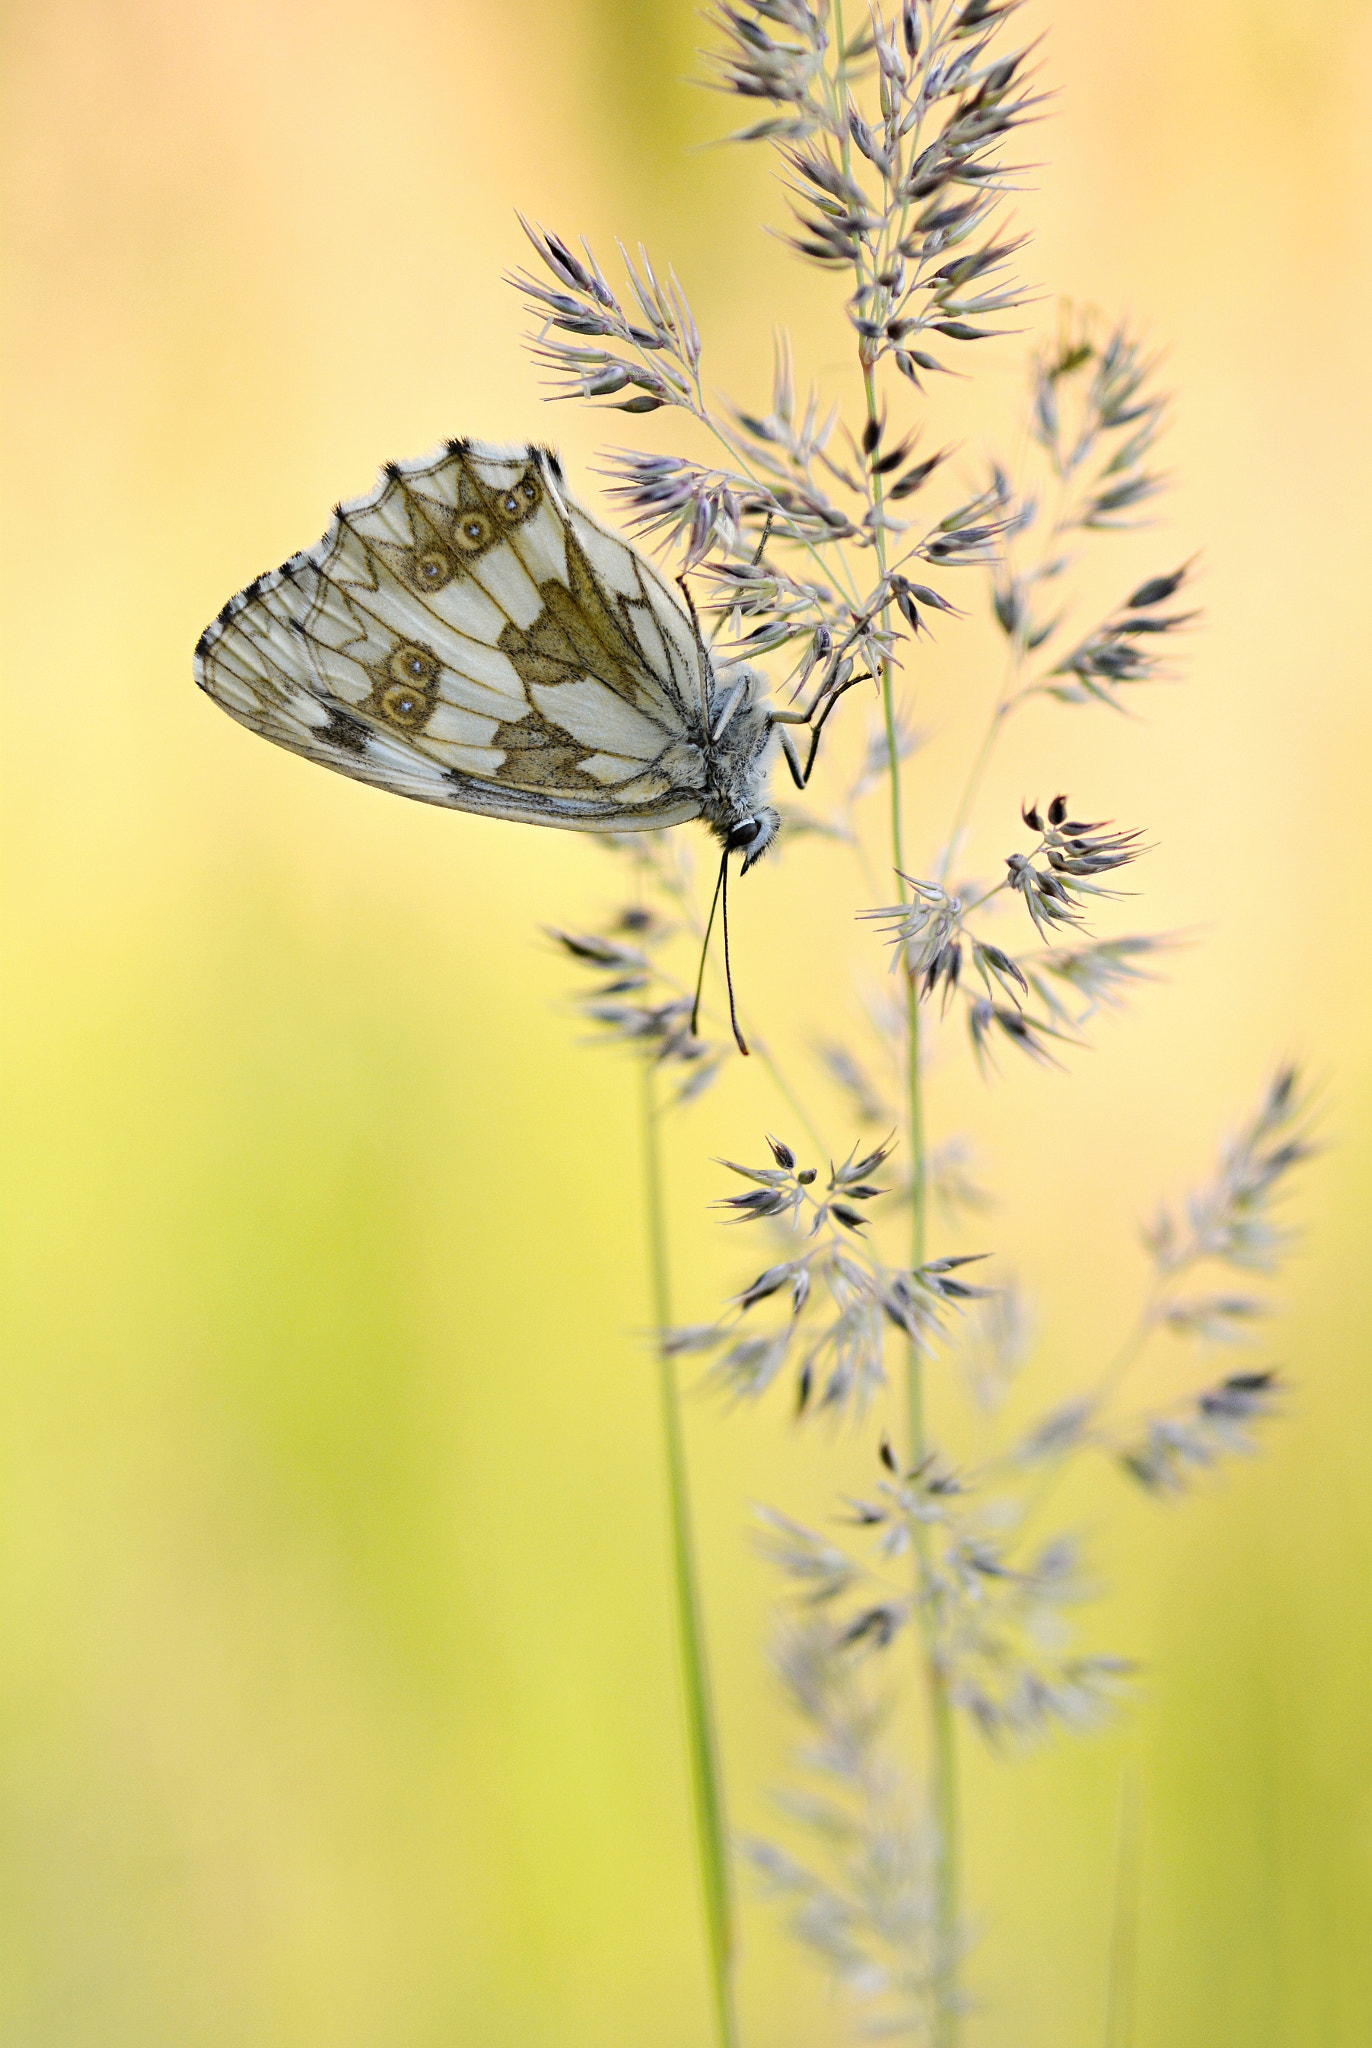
1104,1772,1141,2048
641,1058,739,2048
865,355,960,2048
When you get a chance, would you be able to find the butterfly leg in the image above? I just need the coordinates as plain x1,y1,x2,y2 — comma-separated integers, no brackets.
771,668,865,788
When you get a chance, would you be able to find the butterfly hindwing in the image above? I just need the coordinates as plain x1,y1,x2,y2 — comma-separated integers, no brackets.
194,439,712,830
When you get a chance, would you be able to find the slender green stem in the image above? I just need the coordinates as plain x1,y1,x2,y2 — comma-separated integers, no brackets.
926,1662,959,2043
1104,1772,1141,2048
862,352,959,2048
641,1059,739,2048
901,954,959,2048
903,900,959,2048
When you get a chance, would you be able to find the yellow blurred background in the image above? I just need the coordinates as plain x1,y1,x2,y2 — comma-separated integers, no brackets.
3,1,1371,2042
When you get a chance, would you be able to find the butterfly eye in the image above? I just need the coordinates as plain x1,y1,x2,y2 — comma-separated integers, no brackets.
413,549,453,590
455,512,493,554
726,807,780,871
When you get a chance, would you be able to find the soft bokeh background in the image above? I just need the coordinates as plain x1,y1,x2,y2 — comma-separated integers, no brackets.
3,1,1371,2042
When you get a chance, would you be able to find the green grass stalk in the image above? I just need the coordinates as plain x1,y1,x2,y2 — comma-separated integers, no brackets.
864,353,961,2048
1104,1773,1141,2048
641,1058,739,2048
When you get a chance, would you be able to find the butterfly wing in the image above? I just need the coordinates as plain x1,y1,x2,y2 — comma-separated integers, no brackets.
194,440,712,831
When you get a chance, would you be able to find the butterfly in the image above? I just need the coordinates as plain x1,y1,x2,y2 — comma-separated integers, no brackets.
195,438,851,1046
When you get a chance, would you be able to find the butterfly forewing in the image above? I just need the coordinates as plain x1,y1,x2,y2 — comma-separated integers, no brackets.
194,439,713,831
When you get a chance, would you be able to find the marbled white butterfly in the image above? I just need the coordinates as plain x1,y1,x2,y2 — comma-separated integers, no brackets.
195,439,849,1044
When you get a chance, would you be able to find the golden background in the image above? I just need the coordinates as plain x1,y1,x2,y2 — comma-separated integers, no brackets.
3,1,1370,2041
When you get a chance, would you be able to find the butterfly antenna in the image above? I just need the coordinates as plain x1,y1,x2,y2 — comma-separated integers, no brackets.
720,849,749,1057
691,847,727,1042
676,571,707,650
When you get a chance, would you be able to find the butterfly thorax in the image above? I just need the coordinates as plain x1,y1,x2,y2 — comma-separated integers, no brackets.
695,664,782,872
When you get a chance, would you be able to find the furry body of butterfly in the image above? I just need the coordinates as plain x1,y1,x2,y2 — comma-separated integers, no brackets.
194,438,790,872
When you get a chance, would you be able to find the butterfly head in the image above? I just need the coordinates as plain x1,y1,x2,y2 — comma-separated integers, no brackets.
726,806,782,874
